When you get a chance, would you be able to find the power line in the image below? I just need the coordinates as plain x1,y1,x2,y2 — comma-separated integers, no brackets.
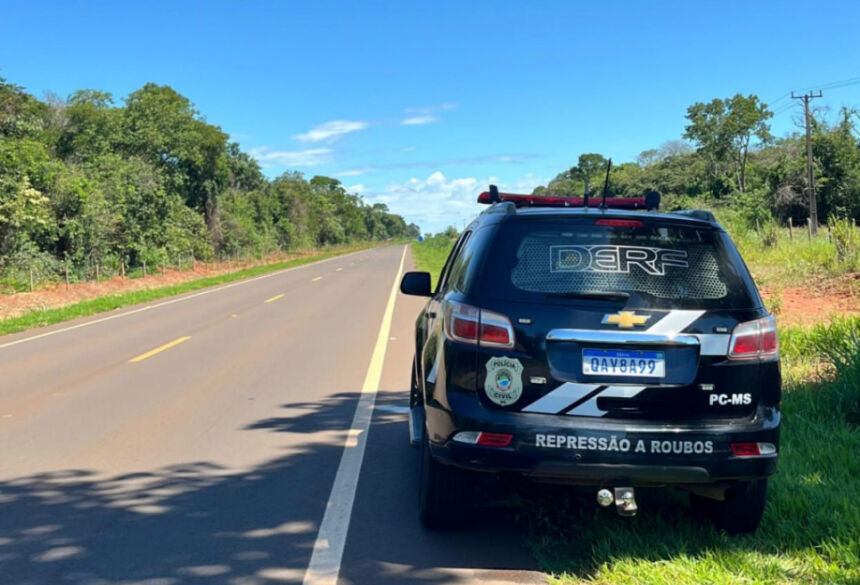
815,76,860,91
769,74,860,107
769,91,792,107
772,102,796,116
819,79,860,92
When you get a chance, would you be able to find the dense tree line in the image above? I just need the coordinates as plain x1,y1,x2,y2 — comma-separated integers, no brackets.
534,94,860,230
0,77,418,288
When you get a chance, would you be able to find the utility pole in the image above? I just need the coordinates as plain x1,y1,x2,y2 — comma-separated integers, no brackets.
791,90,823,234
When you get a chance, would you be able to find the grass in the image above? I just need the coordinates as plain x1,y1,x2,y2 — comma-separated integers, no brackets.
0,243,377,337
711,208,860,290
515,319,860,584
411,236,860,584
733,229,858,290
410,234,456,289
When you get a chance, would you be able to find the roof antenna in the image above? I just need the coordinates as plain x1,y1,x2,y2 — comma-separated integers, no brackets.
600,158,612,209
645,189,661,211
489,184,500,203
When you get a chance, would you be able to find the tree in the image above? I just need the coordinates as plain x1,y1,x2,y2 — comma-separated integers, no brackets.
0,77,48,139
0,175,54,255
0,75,419,290
536,153,608,196
684,94,772,194
122,84,228,233
813,108,860,221
57,90,119,162
572,153,609,195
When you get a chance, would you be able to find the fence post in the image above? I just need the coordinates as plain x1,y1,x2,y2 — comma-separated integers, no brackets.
121,261,125,280
95,263,100,282
65,263,70,288
788,217,793,240
806,218,812,242
142,260,147,277
162,259,166,277
29,267,34,292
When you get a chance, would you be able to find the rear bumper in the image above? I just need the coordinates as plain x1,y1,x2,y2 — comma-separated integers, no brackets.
426,394,780,486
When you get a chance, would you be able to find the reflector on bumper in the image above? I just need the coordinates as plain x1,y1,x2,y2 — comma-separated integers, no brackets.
731,442,777,457
452,431,513,447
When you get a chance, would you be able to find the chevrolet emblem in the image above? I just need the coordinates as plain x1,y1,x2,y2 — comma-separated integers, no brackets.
602,311,650,328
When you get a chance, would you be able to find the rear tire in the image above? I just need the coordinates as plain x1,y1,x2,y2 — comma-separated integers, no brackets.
419,434,468,529
691,479,768,534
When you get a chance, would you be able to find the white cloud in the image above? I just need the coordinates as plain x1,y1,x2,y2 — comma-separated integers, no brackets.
401,115,438,126
333,153,535,178
347,184,366,194
363,171,547,233
406,103,458,114
293,120,368,143
336,168,375,177
249,147,333,167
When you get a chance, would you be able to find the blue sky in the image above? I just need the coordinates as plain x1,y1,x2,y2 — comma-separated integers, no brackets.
3,1,859,232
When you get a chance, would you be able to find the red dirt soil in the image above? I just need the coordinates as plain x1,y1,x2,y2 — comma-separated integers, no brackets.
2,257,857,328
0,252,321,321
760,272,860,327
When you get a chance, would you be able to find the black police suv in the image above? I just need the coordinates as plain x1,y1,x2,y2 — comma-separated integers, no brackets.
400,188,780,534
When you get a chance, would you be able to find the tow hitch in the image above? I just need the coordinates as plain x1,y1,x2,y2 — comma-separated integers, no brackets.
596,487,638,517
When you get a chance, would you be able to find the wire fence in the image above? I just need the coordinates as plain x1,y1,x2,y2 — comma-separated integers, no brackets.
0,246,327,295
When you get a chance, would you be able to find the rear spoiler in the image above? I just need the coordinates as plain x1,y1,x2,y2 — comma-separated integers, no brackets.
478,185,660,211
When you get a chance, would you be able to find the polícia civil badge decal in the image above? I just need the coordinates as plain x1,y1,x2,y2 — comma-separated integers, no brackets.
484,357,524,406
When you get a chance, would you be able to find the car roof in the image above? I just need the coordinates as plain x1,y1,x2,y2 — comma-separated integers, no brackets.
471,203,721,229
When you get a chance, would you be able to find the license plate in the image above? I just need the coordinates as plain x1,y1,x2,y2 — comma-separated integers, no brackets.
582,348,665,378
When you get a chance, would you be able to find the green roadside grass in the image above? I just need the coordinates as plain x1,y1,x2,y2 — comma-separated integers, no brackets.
410,235,455,289
518,334,860,585
0,244,377,337
411,237,860,585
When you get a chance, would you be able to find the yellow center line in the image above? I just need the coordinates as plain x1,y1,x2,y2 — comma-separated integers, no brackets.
312,276,323,282
129,336,192,363
335,267,343,272
265,294,285,303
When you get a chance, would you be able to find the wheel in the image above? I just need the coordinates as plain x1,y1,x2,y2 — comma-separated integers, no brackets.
419,433,468,529
691,479,768,534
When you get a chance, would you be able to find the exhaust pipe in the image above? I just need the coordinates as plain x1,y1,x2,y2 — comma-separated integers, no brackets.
596,488,614,507
596,487,638,517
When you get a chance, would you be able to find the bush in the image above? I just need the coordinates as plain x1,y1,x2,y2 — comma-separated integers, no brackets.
0,241,64,292
785,316,860,422
760,217,779,248
764,286,782,315
829,216,860,271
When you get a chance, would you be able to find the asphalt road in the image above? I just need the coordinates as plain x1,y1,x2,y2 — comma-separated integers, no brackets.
0,245,542,585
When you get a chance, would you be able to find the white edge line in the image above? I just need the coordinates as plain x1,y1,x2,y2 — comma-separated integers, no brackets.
0,248,369,351
302,245,406,585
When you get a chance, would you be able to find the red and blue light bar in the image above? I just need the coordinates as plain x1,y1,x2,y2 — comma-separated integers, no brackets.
477,184,660,210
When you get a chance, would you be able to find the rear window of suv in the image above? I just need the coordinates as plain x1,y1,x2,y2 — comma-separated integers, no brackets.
479,219,757,310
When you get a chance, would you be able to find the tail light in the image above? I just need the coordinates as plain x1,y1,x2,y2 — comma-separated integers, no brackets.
444,301,515,349
595,218,644,228
731,442,777,457
452,431,513,447
728,316,779,360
